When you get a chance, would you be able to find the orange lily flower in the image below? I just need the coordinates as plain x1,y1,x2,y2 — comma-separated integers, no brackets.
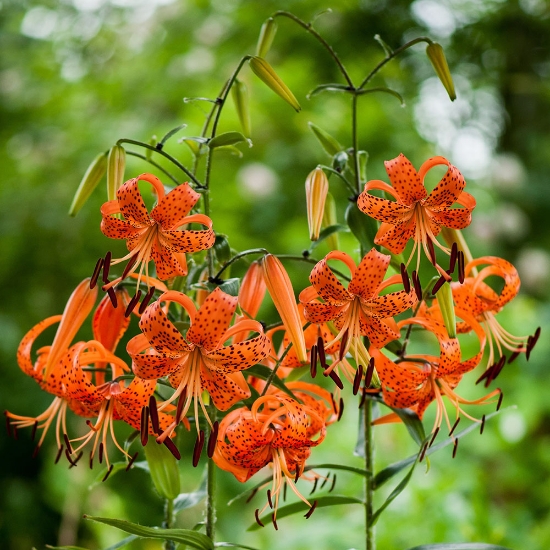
100,173,215,286
373,313,498,435
452,256,538,370
213,387,329,526
357,154,475,276
127,287,270,440
299,249,414,366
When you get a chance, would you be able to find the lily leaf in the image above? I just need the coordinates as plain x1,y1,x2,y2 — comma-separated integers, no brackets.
387,406,425,447
208,131,252,149
247,495,364,531
246,364,296,399
159,123,187,146
356,87,405,106
46,546,91,550
307,224,349,253
303,463,370,478
83,516,213,550
174,475,207,514
215,543,261,550
204,278,241,297
406,545,512,550
307,83,352,98
104,535,139,550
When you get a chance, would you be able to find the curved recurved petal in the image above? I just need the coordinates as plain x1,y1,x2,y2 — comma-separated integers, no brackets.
159,216,215,253
116,178,152,226
205,332,270,373
150,183,200,229
64,344,104,405
93,290,130,353
374,218,417,254
200,368,250,411
115,377,157,430
384,154,427,205
308,254,353,304
187,288,238,351
360,315,400,348
428,206,472,230
150,239,188,280
127,333,184,379
365,289,414,318
301,299,346,324
373,347,430,391
423,160,464,208
357,191,412,224
100,214,144,240
349,248,391,299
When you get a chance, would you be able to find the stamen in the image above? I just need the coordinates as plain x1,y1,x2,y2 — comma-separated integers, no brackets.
507,346,523,364
412,270,422,301
429,426,440,447
497,390,503,411
329,474,337,492
330,393,337,414
353,364,364,395
317,336,327,368
102,251,112,283
207,421,219,458
254,509,264,527
89,451,94,469
5,413,12,438
480,414,486,435
70,451,83,469
125,291,142,317
295,469,300,483
149,396,160,434
427,237,436,266
126,452,139,471
449,417,460,436
458,251,465,284
400,263,411,294
304,500,318,519
65,448,78,467
102,464,114,482
121,253,138,280
283,481,288,501
358,387,368,409
309,478,318,495
63,433,73,454
140,406,150,446
246,488,258,503
139,286,156,314
476,366,493,386
175,395,185,425
12,426,18,440
31,421,38,441
55,445,63,464
271,514,278,531
449,242,458,274
107,287,118,308
163,437,181,460
320,473,330,489
365,358,375,388
267,489,273,508
431,275,446,295
328,370,344,390
419,442,428,462
337,398,344,421
339,330,349,361
90,257,104,289
452,438,459,458
192,430,205,467
310,344,318,379
32,445,40,459
99,442,104,464
486,356,506,387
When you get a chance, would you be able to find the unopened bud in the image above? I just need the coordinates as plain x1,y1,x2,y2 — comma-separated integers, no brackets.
256,17,278,58
305,168,329,241
308,122,343,156
231,79,251,137
322,193,339,251
239,261,266,319
143,438,181,500
436,281,457,338
69,152,108,216
106,145,126,202
426,42,456,101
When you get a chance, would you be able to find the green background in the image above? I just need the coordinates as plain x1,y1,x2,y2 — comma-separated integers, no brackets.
1,0,549,549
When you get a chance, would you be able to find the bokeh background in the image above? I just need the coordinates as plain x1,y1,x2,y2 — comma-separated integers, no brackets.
2,0,550,549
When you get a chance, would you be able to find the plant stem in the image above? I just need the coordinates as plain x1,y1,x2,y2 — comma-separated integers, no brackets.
364,398,375,550
163,498,175,550
206,406,218,542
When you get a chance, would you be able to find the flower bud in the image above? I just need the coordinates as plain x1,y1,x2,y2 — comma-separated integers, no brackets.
426,42,456,101
308,122,343,156
143,438,181,500
261,254,307,364
436,281,457,339
322,193,339,251
239,261,266,319
249,56,301,112
231,78,251,137
106,144,126,202
305,167,329,241
69,152,108,216
256,17,278,58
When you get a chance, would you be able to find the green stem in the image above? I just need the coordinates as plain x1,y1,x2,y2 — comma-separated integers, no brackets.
213,248,268,280
351,94,361,194
206,406,218,542
318,164,356,195
125,151,180,184
364,399,375,550
163,498,175,550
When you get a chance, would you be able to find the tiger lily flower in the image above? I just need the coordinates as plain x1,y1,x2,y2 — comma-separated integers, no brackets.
127,287,271,440
357,154,475,277
299,249,414,369
212,389,329,527
100,173,215,287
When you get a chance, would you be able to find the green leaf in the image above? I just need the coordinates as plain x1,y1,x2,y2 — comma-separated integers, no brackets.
374,34,394,57
307,224,349,253
144,438,181,499
387,406,425,447
247,495,364,530
345,202,378,251
307,83,352,98
303,463,370,478
407,545,512,550
283,365,309,382
246,364,296,399
174,475,207,514
307,122,344,156
46,546,91,550
83,516,213,550
356,87,405,105
215,543,261,550
204,277,241,297
104,535,139,550
208,131,252,149
159,123,188,146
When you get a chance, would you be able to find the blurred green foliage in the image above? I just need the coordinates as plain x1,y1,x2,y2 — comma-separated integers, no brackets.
1,0,550,549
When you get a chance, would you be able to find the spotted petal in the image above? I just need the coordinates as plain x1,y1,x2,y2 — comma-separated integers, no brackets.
151,183,201,229
201,368,250,411
384,154,427,205
116,177,152,226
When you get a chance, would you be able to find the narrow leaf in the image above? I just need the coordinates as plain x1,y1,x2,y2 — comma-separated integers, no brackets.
308,122,344,156
356,87,405,105
304,463,370,478
407,545,512,550
215,543,261,550
308,224,349,253
246,364,296,399
208,131,251,149
160,123,188,146
388,406,425,447
104,535,139,550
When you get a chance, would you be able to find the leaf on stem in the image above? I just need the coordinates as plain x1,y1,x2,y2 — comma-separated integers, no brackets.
307,122,344,156
406,545,513,550
69,151,108,216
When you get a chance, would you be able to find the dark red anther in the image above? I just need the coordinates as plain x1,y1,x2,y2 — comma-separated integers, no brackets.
125,290,142,317
412,270,422,301
400,263,411,294
163,437,181,460
427,237,436,266
317,336,327,368
126,452,139,471
271,514,278,531
149,396,160,434
139,286,156,314
304,500,318,519
32,445,40,459
65,448,78,467
12,425,18,440
283,481,288,501
207,421,219,458
63,433,73,454
320,473,330,489
365,358,375,388
31,420,38,441
295,469,300,483
458,251,465,284
480,414,486,435
70,451,83,469
254,509,264,528
102,464,114,482
246,488,258,503
329,370,344,390
419,442,428,462
107,287,118,308
310,344,318,379
476,366,493,386
452,438,459,458
330,393,337,414
267,489,273,508
89,452,94,470
90,257,104,289
358,387,368,409
55,445,63,464
486,356,506,387
140,405,150,446
309,477,318,495
337,398,344,421
497,390,503,411
192,430,205,467
429,426,440,447
431,275,446,295
102,251,112,284
175,395,185,425
121,253,138,280
449,242,458,274
449,417,461,437
329,473,337,492
99,442,104,464
339,330,349,361
507,346,523,364
353,365,364,396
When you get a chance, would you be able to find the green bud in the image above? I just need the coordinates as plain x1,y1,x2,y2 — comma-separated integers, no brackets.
436,281,457,338
143,438,181,500
249,56,301,112
208,131,251,149
256,17,278,58
345,201,378,251
231,78,251,137
213,234,231,264
68,151,108,216
106,145,126,202
426,42,456,101
321,193,339,251
357,150,369,181
332,151,348,173
308,122,343,156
